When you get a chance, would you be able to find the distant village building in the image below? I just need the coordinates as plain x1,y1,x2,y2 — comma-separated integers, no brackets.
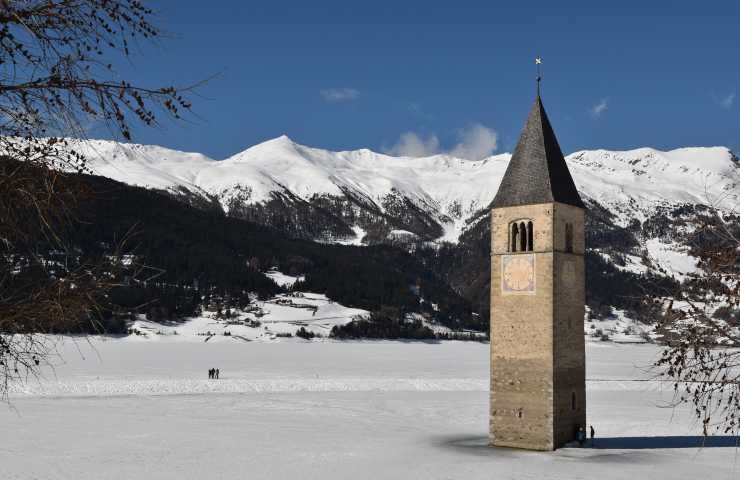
489,92,586,450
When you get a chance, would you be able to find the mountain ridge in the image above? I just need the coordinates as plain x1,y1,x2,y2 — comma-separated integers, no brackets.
69,136,738,246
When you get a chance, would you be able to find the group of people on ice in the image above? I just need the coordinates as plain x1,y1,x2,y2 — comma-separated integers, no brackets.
208,368,220,379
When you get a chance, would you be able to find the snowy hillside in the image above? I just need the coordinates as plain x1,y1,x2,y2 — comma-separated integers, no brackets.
567,147,738,224
73,136,738,244
129,290,368,343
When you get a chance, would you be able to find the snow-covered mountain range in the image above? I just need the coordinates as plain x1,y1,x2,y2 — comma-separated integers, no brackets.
74,135,738,246
39,135,739,331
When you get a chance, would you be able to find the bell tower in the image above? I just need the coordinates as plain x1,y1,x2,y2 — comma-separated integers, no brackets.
489,93,586,450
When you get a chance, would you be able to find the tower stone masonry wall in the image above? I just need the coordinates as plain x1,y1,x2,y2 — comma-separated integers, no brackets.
552,203,586,447
490,202,585,450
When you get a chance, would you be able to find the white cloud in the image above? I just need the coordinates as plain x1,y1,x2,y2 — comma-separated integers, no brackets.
385,123,498,160
320,88,360,103
449,124,498,160
719,92,735,109
590,98,608,118
386,132,440,157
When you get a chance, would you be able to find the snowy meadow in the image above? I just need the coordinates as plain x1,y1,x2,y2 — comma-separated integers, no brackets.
2,339,738,480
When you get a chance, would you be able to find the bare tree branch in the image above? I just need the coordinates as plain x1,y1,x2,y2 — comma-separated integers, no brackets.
0,1,199,400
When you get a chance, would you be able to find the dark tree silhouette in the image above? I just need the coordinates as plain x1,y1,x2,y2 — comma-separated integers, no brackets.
0,1,195,399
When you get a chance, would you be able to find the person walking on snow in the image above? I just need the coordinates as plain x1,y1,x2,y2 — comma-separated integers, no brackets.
215,368,220,380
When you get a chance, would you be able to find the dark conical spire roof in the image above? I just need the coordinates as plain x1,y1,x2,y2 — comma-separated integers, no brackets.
492,95,585,209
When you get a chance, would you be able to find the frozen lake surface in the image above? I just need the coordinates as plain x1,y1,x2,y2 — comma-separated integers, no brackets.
2,340,737,479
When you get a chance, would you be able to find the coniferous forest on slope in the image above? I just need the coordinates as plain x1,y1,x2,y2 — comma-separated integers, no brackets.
53,172,474,335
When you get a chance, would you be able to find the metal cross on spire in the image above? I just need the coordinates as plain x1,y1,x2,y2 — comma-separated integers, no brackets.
535,56,543,96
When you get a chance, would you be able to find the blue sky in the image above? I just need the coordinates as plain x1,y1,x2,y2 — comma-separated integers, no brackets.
107,1,739,159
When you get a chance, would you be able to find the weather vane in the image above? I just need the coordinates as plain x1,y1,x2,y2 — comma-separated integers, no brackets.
535,56,543,95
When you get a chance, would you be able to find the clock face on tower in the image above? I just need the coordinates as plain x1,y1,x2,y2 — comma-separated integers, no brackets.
501,254,535,294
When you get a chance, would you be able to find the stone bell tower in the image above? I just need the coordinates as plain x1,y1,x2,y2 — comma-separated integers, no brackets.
489,93,586,451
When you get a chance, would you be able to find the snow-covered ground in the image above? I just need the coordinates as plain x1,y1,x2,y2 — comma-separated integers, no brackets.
596,239,703,281
586,308,656,343
2,340,737,479
644,238,701,280
336,225,367,246
264,269,304,288
128,291,368,343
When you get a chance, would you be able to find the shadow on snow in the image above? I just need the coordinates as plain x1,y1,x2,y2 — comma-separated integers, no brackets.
434,435,739,454
593,436,739,449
